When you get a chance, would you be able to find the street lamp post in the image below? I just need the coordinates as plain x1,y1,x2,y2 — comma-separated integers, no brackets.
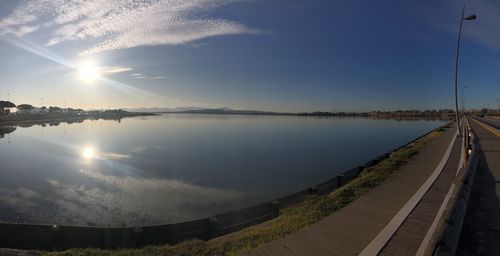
454,5,476,136
497,99,499,117
461,85,467,116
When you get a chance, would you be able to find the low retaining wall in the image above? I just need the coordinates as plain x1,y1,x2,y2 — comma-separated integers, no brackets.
0,219,211,250
0,122,450,250
422,118,479,256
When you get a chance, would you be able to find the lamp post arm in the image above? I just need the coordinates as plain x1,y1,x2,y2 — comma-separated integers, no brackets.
454,5,465,136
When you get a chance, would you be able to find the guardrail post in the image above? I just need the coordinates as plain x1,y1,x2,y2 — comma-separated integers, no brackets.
271,201,280,216
430,117,479,256
133,226,143,247
50,224,60,250
310,186,319,195
208,216,218,239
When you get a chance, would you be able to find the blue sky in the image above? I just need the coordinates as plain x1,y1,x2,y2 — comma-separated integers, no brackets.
0,0,498,112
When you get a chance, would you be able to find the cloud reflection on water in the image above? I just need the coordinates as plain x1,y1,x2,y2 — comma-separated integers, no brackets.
0,116,447,227
0,169,250,226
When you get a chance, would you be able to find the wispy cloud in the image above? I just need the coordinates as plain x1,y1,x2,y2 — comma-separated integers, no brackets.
130,73,165,80
190,42,209,48
0,0,259,56
414,0,500,51
130,146,147,153
100,66,133,74
98,151,131,160
149,76,166,80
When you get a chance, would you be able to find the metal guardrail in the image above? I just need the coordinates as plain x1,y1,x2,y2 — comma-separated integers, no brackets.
422,117,479,256
0,123,451,251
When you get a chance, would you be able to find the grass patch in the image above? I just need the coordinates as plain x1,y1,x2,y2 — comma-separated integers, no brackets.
44,127,446,256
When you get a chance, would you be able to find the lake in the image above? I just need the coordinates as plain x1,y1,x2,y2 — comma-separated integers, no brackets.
0,114,445,227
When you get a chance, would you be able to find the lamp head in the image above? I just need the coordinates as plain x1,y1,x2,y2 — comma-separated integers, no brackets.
464,14,477,20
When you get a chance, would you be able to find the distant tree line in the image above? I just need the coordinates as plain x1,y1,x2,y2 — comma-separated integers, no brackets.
0,101,16,114
369,109,455,117
297,111,369,116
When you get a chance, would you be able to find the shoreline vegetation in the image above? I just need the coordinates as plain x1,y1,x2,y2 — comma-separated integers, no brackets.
0,107,457,127
0,99,496,125
42,123,451,256
0,110,156,125
0,100,156,126
159,109,457,119
0,108,455,130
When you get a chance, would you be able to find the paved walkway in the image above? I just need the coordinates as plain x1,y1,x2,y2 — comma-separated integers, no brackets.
242,126,461,256
457,118,500,255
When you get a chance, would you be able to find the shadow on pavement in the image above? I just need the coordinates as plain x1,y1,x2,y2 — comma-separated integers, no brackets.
457,146,500,256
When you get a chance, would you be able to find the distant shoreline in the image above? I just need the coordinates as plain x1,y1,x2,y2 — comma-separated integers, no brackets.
0,110,454,127
0,111,156,126
156,110,453,120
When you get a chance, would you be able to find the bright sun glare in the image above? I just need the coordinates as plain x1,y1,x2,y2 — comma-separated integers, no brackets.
82,147,95,159
78,62,100,82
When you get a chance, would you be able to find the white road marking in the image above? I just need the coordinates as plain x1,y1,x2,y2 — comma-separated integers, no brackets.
358,131,458,256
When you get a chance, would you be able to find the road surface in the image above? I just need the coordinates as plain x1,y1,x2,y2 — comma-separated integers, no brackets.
476,116,500,130
457,118,500,255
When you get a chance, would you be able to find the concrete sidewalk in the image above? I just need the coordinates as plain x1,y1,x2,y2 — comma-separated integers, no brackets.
242,126,461,256
457,119,500,255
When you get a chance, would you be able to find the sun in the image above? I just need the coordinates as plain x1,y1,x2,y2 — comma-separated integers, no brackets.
82,146,95,159
78,62,100,82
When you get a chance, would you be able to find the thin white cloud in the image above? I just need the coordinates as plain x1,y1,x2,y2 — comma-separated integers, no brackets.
415,0,500,51
100,66,133,74
130,73,165,79
130,146,147,153
190,42,209,48
0,0,259,56
9,25,39,37
98,151,131,160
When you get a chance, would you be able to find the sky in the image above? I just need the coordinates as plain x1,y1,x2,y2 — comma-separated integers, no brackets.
0,0,498,112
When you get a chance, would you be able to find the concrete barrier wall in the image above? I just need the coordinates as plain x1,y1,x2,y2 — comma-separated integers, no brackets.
211,202,278,236
339,167,363,186
137,218,210,246
432,150,478,256
273,187,315,209
0,122,450,250
0,219,212,250
315,176,340,195
424,118,479,256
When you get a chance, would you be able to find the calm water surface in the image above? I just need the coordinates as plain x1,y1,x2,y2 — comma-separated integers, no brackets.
0,114,445,226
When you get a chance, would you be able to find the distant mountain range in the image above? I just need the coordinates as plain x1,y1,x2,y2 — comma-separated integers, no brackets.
124,106,214,113
124,106,277,115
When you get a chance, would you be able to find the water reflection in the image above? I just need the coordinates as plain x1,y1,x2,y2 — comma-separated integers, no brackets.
0,126,16,138
0,173,248,227
0,115,446,226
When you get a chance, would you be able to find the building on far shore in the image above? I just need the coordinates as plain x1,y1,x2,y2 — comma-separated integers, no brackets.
17,107,49,114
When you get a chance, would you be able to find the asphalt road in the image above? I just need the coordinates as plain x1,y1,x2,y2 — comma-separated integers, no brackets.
458,118,500,256
475,116,500,130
